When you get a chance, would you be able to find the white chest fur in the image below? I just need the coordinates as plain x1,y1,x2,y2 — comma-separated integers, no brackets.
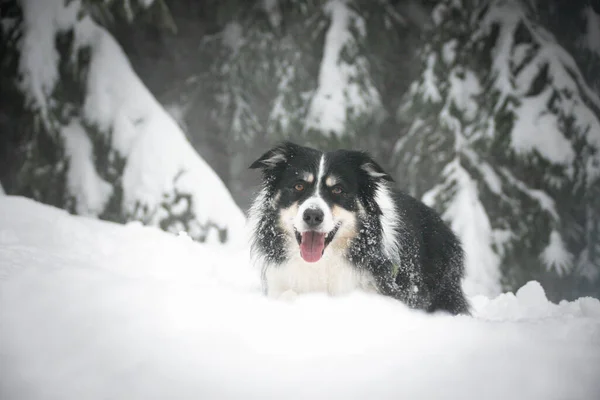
264,249,376,299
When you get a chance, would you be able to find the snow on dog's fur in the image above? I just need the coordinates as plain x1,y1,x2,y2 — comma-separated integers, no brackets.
249,142,470,314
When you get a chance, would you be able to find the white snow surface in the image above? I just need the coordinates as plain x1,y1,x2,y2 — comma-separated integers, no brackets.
17,0,245,242
1,196,599,400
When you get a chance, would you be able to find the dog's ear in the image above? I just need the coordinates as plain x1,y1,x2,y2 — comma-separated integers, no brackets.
360,153,394,182
249,142,298,170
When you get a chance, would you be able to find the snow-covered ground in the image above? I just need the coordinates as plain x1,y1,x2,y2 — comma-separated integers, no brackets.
1,196,599,400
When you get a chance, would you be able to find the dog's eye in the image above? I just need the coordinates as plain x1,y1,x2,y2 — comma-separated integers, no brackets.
331,186,343,195
294,183,304,191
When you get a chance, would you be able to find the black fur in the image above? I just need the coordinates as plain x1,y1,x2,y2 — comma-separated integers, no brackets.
250,142,470,315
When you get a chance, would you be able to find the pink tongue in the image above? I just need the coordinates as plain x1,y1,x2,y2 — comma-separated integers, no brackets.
300,231,326,262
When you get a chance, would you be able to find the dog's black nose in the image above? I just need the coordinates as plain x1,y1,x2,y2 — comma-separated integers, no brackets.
303,208,324,227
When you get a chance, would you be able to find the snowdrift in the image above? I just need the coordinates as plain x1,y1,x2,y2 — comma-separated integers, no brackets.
0,196,599,400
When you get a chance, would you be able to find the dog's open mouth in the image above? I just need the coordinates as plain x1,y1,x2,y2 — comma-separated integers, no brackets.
294,225,339,263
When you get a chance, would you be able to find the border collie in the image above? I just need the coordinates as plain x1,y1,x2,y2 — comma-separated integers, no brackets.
249,142,469,315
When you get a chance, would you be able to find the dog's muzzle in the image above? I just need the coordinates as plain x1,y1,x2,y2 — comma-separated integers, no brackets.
293,199,339,262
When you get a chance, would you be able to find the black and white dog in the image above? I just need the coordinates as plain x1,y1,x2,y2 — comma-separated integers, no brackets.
249,142,469,315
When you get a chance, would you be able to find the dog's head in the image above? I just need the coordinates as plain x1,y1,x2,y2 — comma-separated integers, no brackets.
250,142,394,263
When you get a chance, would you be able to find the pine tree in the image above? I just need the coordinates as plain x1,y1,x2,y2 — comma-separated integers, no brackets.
0,0,245,244
201,0,325,204
121,1,418,211
190,0,413,205
536,0,600,95
395,0,600,300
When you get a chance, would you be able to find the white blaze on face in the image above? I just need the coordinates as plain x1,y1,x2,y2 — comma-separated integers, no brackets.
290,155,335,263
293,155,335,233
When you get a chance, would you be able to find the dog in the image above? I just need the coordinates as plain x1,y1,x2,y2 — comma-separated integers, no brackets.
248,142,470,315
